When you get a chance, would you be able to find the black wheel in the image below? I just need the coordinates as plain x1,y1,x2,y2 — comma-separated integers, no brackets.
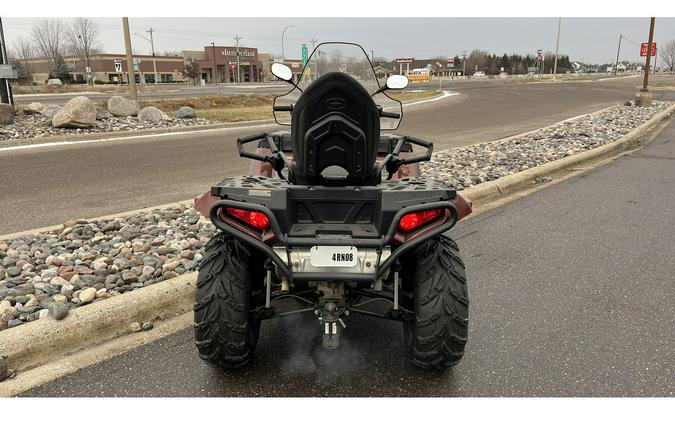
400,235,469,370
193,233,265,369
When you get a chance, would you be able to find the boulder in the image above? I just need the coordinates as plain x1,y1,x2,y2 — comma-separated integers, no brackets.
175,106,197,119
96,108,111,120
0,104,15,126
41,104,63,119
25,102,46,115
52,96,97,128
107,96,139,117
138,106,169,122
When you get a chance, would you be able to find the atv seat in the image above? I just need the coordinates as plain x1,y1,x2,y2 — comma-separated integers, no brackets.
290,72,380,186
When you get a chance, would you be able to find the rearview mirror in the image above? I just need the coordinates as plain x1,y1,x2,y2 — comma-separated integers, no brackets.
386,74,409,90
271,63,294,82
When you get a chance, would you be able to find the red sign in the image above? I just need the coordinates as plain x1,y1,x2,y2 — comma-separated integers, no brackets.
395,57,414,64
447,58,454,65
640,42,657,57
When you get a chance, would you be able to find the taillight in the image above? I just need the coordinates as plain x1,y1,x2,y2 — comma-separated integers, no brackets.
398,209,442,232
225,207,270,230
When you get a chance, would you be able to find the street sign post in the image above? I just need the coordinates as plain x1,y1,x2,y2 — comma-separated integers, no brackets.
640,42,657,57
0,64,18,79
301,44,308,67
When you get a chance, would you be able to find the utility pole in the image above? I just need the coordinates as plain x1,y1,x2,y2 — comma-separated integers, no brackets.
553,17,561,79
210,42,217,85
462,51,467,78
234,34,242,83
614,34,622,76
122,17,138,102
147,28,157,85
637,17,656,107
311,38,318,81
0,17,13,106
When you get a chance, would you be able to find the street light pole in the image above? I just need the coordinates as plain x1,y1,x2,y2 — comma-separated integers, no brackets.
122,17,138,102
614,34,622,76
281,25,295,60
210,42,217,86
462,51,467,78
553,17,561,79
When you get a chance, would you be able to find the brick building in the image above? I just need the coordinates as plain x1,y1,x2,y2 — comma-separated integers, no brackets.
188,45,264,83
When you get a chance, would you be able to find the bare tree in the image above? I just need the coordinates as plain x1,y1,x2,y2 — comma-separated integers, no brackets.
10,36,34,81
66,18,101,83
31,19,68,79
662,40,675,73
182,60,201,85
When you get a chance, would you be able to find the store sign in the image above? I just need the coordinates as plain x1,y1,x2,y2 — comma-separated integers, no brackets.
222,49,255,57
113,60,122,72
447,58,454,65
395,57,414,64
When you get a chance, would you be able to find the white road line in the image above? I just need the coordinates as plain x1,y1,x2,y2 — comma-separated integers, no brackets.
0,123,276,153
402,90,459,108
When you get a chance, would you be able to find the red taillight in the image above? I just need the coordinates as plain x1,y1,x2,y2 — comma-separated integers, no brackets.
225,207,270,230
398,209,442,232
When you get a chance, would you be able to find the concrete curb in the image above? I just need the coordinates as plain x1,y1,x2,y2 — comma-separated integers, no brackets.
460,102,675,202
0,273,197,373
0,102,673,385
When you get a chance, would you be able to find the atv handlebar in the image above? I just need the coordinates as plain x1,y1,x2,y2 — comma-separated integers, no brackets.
273,104,294,112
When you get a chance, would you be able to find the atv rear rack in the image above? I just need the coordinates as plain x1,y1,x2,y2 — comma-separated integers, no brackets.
209,199,458,283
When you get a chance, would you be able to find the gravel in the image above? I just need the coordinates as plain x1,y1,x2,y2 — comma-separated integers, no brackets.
0,113,214,142
421,101,672,189
0,205,216,331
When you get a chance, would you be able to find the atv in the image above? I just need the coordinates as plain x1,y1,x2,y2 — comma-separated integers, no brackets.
194,42,472,370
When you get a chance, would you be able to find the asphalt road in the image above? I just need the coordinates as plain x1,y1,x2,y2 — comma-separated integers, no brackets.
1,76,674,235
23,120,675,397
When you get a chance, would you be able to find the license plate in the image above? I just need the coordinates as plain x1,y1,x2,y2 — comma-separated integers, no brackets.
310,246,358,267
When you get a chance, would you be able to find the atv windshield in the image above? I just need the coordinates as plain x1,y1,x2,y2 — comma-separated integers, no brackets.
272,42,403,130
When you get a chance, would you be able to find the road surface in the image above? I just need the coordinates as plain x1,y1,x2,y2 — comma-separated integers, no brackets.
22,120,675,397
1,76,674,234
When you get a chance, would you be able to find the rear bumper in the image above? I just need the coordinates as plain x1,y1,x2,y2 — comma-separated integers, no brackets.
207,198,458,283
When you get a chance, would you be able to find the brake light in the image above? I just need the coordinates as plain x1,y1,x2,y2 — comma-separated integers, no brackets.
226,207,270,230
398,209,442,232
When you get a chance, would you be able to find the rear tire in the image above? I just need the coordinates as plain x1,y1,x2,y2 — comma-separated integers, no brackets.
194,233,264,369
401,235,469,370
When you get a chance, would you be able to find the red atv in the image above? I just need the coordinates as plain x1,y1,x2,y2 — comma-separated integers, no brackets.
194,42,472,370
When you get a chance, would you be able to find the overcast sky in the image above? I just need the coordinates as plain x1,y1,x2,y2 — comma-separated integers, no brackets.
4,17,674,64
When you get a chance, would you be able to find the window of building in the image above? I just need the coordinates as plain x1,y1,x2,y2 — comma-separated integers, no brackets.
144,73,156,84
161,74,173,83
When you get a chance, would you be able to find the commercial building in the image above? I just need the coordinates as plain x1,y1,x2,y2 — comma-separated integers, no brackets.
188,45,264,83
21,54,186,85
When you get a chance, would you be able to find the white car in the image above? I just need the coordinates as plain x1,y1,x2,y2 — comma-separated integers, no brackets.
473,71,486,77
47,79,63,86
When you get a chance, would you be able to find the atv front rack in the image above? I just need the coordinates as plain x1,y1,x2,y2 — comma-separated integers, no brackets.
209,199,458,283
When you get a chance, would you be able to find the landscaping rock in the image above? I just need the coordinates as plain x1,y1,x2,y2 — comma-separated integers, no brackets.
176,106,197,119
24,102,46,115
0,104,15,126
48,301,69,320
78,287,96,304
107,96,139,117
142,321,154,331
41,104,63,119
0,357,7,382
96,108,112,120
52,96,97,128
129,321,142,332
138,106,169,122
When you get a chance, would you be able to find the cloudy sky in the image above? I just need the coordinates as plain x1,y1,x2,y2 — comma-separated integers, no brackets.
3,17,674,64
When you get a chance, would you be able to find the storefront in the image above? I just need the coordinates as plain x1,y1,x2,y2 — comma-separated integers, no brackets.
195,45,263,83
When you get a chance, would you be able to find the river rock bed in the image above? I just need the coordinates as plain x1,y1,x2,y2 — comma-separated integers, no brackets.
0,205,216,331
420,101,672,189
0,113,213,142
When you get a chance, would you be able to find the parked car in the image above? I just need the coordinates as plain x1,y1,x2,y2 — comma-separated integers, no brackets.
473,71,486,77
